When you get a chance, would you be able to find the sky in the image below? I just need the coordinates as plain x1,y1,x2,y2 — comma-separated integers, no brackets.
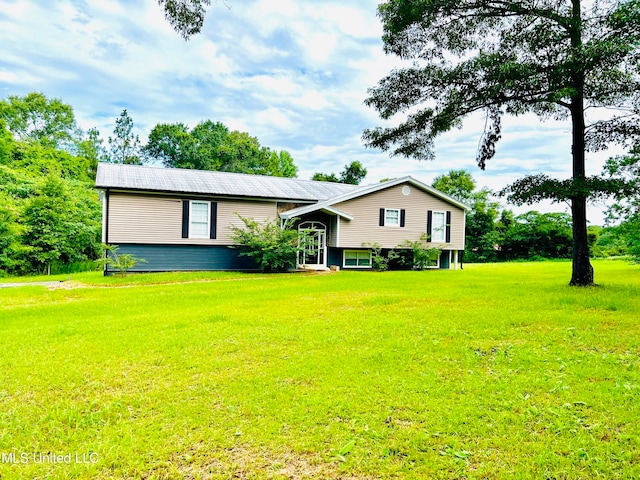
0,0,622,224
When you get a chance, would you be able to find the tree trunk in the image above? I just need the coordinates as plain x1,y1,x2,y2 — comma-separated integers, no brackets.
569,101,594,286
568,0,594,287
570,196,593,286
569,100,594,285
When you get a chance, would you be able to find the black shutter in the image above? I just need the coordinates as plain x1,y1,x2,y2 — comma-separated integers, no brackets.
426,210,433,242
400,209,406,227
182,200,190,238
209,202,217,239
379,208,385,226
446,211,452,243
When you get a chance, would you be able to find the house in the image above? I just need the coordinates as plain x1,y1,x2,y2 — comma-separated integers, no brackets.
95,163,468,273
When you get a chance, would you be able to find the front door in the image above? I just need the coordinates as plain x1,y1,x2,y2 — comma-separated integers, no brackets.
298,222,327,269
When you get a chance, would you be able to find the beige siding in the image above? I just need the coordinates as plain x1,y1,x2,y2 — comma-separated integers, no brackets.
107,193,278,245
334,183,466,250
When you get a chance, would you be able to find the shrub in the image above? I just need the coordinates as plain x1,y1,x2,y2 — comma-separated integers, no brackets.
397,233,442,270
230,215,306,273
99,244,146,276
362,242,398,271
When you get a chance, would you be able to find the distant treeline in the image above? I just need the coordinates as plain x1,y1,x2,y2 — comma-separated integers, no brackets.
432,170,639,264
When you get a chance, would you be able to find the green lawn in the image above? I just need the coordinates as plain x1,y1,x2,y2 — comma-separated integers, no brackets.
0,260,638,479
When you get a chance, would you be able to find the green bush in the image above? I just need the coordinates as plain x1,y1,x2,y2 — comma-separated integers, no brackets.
99,244,146,276
397,233,442,270
230,216,306,273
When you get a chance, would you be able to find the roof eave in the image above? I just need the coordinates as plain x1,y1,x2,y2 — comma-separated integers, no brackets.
280,205,354,221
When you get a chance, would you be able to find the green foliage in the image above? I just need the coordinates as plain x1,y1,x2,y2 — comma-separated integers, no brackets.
75,127,107,180
362,242,398,271
0,92,77,149
145,120,298,177
0,120,12,164
273,150,298,178
500,212,573,261
365,0,640,164
340,160,367,185
230,216,305,272
312,171,340,182
218,130,276,175
9,142,91,181
107,109,143,165
500,174,633,205
157,0,212,40
313,161,368,185
100,244,147,276
602,150,640,263
397,233,442,269
432,169,504,263
432,170,476,203
0,113,102,276
19,175,101,274
0,192,30,274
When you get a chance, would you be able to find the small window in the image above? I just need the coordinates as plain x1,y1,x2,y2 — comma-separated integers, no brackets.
431,211,446,242
190,201,210,238
385,208,400,227
344,250,372,268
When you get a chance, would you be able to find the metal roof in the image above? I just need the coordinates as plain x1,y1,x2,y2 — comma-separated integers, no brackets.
96,163,359,201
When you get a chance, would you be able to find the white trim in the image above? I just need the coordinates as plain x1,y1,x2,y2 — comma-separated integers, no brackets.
281,205,353,221
278,177,469,221
427,251,441,269
189,200,210,239
431,210,446,243
343,250,372,269
462,209,467,249
299,221,327,231
99,190,107,243
298,221,327,269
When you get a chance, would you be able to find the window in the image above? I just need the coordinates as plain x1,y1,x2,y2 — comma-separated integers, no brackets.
385,208,400,226
182,200,216,239
380,208,405,227
431,211,446,242
190,201,210,238
344,250,372,268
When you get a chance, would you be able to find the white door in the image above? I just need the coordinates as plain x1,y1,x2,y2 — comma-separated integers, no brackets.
298,222,327,269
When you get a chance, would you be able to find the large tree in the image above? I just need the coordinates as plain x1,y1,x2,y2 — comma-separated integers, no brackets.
312,161,368,185
145,120,299,177
363,0,640,286
0,92,76,149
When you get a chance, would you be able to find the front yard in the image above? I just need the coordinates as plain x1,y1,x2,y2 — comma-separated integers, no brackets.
0,261,638,478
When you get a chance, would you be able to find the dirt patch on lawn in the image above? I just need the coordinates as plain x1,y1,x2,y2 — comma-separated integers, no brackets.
0,281,63,289
146,444,376,479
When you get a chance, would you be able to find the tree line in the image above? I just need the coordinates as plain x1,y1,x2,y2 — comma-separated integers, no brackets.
433,170,640,264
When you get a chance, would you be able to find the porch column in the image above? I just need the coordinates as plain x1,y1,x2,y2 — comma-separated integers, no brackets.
453,250,459,270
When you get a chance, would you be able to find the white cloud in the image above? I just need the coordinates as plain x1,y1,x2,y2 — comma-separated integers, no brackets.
0,0,618,225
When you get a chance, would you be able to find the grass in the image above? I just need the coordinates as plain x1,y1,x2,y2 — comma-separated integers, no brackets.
0,260,638,479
